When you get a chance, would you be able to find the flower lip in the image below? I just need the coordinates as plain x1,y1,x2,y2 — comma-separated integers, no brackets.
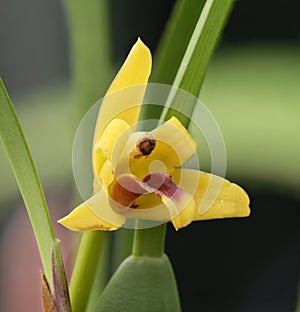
109,173,184,214
143,173,177,198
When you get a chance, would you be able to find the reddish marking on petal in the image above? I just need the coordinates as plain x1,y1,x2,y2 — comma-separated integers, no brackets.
109,173,185,212
109,180,140,207
143,173,182,199
143,173,166,189
130,202,139,209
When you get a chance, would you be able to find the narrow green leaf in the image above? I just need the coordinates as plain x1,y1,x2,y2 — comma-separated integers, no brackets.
139,0,205,121
0,79,55,284
152,0,206,85
164,0,235,126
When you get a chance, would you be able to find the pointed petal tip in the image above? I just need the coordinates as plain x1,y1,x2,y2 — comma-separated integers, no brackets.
57,215,120,232
93,37,152,141
131,37,152,75
135,37,150,53
57,201,124,232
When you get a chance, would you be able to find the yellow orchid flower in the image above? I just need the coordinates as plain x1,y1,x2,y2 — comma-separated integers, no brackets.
58,39,250,231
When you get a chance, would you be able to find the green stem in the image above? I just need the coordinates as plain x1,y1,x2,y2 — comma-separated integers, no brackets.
69,231,107,312
111,229,135,271
85,233,112,311
132,223,167,258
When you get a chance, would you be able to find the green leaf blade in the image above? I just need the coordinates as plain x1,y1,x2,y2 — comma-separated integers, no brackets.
164,0,235,125
151,0,206,85
0,79,55,284
139,0,205,121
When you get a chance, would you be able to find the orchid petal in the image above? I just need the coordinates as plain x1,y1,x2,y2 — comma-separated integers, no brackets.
93,38,152,143
58,190,125,231
151,117,197,165
93,159,114,193
93,118,131,189
172,169,250,224
92,38,151,190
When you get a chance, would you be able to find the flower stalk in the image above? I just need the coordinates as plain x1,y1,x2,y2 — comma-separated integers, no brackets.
69,231,107,312
132,223,167,258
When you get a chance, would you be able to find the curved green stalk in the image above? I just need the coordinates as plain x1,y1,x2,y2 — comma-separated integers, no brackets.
69,231,107,312
85,233,112,311
0,79,56,285
111,229,135,271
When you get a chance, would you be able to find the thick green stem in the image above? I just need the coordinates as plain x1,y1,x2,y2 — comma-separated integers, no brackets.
111,229,134,271
69,231,107,312
85,233,112,311
132,223,167,258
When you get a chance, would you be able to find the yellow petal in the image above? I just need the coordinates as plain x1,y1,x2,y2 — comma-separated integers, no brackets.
151,117,197,165
93,38,152,143
58,190,125,231
165,193,196,230
93,118,131,188
172,169,250,225
93,159,114,193
115,117,197,179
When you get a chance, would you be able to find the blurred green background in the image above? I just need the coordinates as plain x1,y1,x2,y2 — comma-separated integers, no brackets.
0,0,299,311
